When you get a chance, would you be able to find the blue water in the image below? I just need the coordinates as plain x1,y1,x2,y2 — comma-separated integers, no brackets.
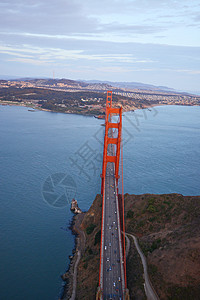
123,105,200,196
0,104,200,300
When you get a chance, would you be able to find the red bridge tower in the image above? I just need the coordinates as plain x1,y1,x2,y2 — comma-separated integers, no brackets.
101,91,122,194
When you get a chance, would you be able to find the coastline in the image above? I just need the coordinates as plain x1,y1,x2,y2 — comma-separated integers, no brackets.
61,193,200,299
0,101,104,116
1,100,199,118
60,213,86,300
59,216,77,300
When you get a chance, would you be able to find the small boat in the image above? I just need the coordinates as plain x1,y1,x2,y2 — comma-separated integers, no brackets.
94,115,105,119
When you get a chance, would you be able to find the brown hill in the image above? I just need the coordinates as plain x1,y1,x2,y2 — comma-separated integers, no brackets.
125,193,200,300
63,193,200,299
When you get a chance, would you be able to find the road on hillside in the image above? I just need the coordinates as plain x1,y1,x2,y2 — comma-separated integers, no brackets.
127,233,159,300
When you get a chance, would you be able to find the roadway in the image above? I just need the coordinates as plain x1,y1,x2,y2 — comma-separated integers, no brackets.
126,233,159,300
101,142,125,299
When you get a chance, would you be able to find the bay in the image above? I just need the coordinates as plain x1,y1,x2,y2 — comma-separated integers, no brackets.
0,104,199,300
123,105,200,196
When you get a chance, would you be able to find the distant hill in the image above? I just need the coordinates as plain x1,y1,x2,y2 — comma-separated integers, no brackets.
82,80,176,92
0,75,50,81
1,76,199,95
0,76,175,92
0,75,23,80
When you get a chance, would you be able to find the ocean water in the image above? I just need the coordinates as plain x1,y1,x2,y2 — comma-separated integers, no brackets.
0,104,199,300
123,105,200,196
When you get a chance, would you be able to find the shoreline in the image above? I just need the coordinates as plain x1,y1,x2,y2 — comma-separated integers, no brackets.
59,216,77,300
60,193,200,299
1,100,199,118
0,101,99,117
60,213,86,300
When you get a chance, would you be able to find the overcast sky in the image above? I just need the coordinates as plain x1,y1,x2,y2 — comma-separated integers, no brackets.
0,0,200,91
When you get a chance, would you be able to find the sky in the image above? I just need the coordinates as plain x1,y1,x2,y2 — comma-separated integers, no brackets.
0,0,200,92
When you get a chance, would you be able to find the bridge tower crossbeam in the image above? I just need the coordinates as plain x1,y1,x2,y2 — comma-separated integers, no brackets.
101,91,122,195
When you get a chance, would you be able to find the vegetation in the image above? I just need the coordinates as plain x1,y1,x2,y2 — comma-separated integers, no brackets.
64,192,200,300
75,195,102,300
0,86,130,107
86,223,96,235
125,193,200,300
126,238,146,299
127,210,134,218
94,230,101,245
167,285,200,300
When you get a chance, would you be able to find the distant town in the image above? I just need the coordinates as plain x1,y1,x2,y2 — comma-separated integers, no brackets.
0,78,199,115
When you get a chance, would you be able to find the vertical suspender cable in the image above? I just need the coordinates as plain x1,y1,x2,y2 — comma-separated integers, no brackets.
121,128,127,288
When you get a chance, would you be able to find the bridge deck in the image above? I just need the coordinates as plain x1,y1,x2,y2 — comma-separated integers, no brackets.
100,145,125,299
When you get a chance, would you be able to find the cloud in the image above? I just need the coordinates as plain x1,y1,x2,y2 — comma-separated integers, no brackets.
0,0,99,35
0,43,157,66
0,0,196,39
76,0,186,15
97,66,131,73
100,23,165,34
0,50,32,58
6,57,53,66
193,14,200,22
174,69,200,75
0,0,199,51
0,0,200,90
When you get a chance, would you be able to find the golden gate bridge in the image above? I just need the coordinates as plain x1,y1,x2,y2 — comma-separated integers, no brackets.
96,91,129,300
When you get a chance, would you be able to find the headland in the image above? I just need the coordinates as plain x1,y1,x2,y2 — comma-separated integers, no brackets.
0,79,199,116
61,193,200,300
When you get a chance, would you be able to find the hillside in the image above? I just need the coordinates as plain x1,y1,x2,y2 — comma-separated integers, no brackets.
83,80,175,92
1,79,200,116
0,76,174,91
125,193,200,299
63,193,200,300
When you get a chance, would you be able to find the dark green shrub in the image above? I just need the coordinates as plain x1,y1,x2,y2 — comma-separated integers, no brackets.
94,230,101,245
86,224,96,235
127,210,134,218
83,262,88,269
